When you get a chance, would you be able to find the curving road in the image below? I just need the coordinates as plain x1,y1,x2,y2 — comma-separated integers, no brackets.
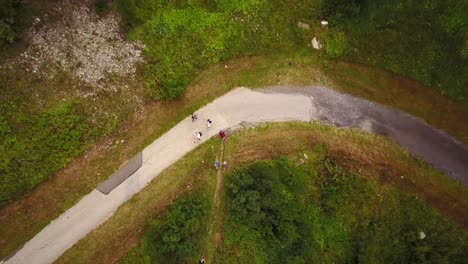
3,86,468,264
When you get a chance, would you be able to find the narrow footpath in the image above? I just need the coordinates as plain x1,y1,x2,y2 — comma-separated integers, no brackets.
4,86,468,264
202,140,226,263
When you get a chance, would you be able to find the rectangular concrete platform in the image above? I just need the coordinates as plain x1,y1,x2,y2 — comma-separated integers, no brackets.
96,152,143,195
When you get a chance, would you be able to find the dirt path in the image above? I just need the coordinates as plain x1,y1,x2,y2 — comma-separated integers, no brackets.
213,142,225,205
3,86,467,264
202,140,226,263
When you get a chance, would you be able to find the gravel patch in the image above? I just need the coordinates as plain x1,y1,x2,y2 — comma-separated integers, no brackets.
5,0,145,94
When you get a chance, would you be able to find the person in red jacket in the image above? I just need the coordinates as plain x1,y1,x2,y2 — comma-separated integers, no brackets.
219,130,226,140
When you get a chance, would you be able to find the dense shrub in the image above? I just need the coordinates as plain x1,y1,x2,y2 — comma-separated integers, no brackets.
217,157,468,263
0,101,89,207
319,0,367,20
142,7,242,99
0,0,22,49
119,193,210,263
214,0,265,15
116,0,308,99
324,30,345,57
319,0,468,103
93,0,111,15
220,158,314,263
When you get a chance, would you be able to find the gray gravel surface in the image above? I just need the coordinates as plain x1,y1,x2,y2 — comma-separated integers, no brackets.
263,86,468,185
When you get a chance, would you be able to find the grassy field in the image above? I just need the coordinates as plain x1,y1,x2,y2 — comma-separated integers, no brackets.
315,0,468,104
0,0,467,260
215,158,466,263
55,122,468,263
1,0,467,211
2,50,468,259
115,0,313,99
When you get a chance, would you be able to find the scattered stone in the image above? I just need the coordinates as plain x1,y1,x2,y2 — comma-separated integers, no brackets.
311,37,323,50
298,22,311,30
419,231,426,240
7,2,145,90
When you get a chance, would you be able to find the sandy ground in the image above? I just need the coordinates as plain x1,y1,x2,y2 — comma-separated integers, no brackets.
3,86,467,264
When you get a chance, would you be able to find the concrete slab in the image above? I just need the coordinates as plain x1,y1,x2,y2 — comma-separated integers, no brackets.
96,152,142,195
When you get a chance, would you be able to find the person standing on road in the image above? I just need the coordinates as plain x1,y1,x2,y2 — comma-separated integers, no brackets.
222,161,227,171
194,131,202,142
191,113,198,122
206,119,212,128
214,159,219,170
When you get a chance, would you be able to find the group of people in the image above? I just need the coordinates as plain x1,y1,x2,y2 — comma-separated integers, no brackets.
191,113,226,143
213,159,227,171
192,113,228,172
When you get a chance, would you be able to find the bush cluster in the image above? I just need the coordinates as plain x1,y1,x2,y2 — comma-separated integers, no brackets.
120,193,210,264
116,0,309,99
217,157,468,263
0,101,89,207
319,0,468,103
0,0,22,49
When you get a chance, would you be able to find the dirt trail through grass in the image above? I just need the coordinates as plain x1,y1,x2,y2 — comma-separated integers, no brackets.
203,140,226,263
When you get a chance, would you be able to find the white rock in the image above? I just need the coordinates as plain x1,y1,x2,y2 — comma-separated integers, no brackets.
298,22,311,30
311,37,322,49
419,231,426,239
321,20,329,26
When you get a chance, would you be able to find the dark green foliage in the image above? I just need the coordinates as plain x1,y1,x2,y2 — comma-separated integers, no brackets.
0,0,22,49
319,0,468,103
319,0,367,20
116,0,309,99
142,7,242,99
119,193,210,264
94,0,111,15
217,157,468,263
219,158,314,263
0,101,89,207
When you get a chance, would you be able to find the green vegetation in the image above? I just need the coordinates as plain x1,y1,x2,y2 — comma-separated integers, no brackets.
217,157,467,263
116,0,311,99
93,0,111,15
0,0,467,260
2,0,467,213
317,0,468,103
53,122,468,263
120,193,211,264
118,154,467,263
0,0,22,49
0,59,144,207
0,98,91,206
115,0,468,103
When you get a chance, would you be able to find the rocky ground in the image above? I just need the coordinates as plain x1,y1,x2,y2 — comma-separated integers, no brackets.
4,0,145,98
0,0,148,140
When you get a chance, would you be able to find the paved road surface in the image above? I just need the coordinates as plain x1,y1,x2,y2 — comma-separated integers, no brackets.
4,86,467,264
